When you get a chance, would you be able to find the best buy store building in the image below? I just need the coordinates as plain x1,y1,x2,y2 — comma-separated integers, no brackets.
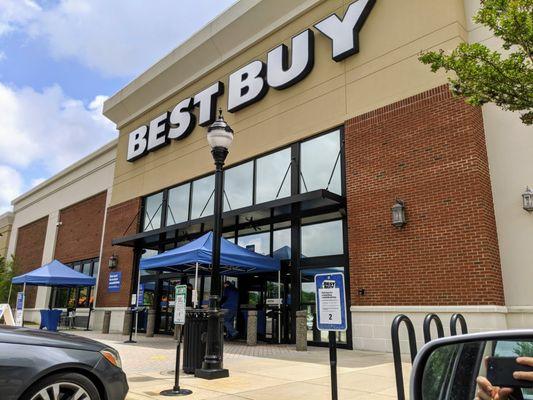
6,0,533,351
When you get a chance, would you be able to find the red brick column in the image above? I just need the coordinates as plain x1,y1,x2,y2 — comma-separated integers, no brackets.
345,85,504,306
13,216,48,308
95,198,141,308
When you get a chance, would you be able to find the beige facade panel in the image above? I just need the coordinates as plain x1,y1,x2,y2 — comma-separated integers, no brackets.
0,212,13,258
459,0,533,311
109,0,467,207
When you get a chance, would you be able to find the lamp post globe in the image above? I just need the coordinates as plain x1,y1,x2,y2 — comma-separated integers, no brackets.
195,109,232,380
207,109,234,151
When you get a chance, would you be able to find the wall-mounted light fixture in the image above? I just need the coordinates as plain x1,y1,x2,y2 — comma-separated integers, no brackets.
108,254,118,269
392,199,406,228
523,187,533,212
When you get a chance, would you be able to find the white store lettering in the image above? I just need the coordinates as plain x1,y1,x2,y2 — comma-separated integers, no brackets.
126,0,375,162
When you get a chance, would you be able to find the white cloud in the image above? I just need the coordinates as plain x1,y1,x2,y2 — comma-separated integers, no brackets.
0,0,41,37
26,0,236,78
0,82,116,211
0,166,23,213
0,82,115,171
30,177,46,188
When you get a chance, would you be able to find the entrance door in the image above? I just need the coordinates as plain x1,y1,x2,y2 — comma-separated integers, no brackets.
157,278,178,335
236,267,291,344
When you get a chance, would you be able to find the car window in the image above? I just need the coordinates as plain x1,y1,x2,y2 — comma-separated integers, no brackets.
494,340,533,400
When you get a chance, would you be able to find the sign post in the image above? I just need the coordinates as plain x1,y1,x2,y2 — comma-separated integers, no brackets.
124,293,138,344
160,284,192,397
315,272,347,400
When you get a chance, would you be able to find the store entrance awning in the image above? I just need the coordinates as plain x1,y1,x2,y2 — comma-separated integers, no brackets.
140,231,280,275
113,189,344,249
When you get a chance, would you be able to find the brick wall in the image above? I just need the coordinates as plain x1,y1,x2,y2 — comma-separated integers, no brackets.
96,197,141,308
54,191,107,263
345,85,504,306
13,216,48,308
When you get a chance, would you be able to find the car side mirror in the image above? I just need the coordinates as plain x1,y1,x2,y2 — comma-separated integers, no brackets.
411,330,533,400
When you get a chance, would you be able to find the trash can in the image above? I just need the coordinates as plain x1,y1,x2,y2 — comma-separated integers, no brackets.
183,309,208,374
182,309,226,374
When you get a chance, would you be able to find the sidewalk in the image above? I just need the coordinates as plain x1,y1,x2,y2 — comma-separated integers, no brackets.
69,331,410,400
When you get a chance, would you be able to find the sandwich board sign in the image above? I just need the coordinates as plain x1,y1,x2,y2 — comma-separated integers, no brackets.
0,304,15,326
174,285,187,325
315,272,347,332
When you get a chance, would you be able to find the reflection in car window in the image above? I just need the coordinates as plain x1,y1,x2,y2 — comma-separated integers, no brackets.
494,341,533,400
423,344,458,400
422,342,485,400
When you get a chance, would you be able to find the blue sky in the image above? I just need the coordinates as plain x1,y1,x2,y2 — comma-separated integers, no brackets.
0,0,236,212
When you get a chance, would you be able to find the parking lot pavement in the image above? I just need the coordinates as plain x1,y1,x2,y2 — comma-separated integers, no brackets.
68,331,411,400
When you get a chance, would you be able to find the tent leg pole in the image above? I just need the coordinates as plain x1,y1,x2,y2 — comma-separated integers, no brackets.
195,262,199,308
135,266,141,341
22,283,26,327
7,284,12,305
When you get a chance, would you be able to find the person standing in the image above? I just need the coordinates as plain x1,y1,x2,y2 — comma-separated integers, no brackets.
221,281,239,340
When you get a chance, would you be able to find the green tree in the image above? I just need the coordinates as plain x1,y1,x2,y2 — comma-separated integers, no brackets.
0,256,15,306
419,0,533,125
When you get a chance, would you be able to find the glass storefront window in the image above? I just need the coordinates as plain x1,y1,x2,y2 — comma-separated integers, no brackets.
143,192,163,231
202,276,211,307
224,161,253,211
238,231,270,255
256,148,291,203
92,261,99,278
191,175,215,219
52,258,98,309
301,220,343,257
300,267,346,344
273,228,291,260
300,130,342,195
81,261,91,275
167,184,190,225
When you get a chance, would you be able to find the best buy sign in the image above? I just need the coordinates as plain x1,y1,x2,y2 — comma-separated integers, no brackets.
127,0,375,162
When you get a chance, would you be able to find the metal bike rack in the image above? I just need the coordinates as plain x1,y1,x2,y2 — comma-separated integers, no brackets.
450,313,468,336
391,314,418,400
422,313,444,343
391,313,468,400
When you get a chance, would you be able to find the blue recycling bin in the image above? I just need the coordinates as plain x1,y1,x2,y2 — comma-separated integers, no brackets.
39,310,49,329
40,309,62,331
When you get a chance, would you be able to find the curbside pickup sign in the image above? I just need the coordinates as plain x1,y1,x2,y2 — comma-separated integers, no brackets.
174,285,187,325
315,272,347,332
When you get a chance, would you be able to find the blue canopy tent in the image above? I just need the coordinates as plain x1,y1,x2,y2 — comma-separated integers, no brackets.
140,231,280,306
140,231,279,273
11,259,96,330
12,259,96,287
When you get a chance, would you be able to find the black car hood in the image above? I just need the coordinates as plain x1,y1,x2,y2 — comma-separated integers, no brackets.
0,326,106,352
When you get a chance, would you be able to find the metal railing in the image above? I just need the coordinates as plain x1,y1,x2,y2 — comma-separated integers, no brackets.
391,313,468,400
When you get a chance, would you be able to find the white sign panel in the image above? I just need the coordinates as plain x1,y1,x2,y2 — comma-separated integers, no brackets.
174,285,187,325
315,272,347,332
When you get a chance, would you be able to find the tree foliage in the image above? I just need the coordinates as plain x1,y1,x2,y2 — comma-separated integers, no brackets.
419,0,533,125
0,256,15,306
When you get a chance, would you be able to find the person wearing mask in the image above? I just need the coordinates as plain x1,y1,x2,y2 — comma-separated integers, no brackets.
221,281,239,340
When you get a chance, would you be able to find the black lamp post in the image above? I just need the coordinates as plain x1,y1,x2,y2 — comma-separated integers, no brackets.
195,109,233,380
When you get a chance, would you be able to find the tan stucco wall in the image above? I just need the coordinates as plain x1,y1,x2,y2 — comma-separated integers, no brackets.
0,212,13,258
109,0,468,206
462,0,533,311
